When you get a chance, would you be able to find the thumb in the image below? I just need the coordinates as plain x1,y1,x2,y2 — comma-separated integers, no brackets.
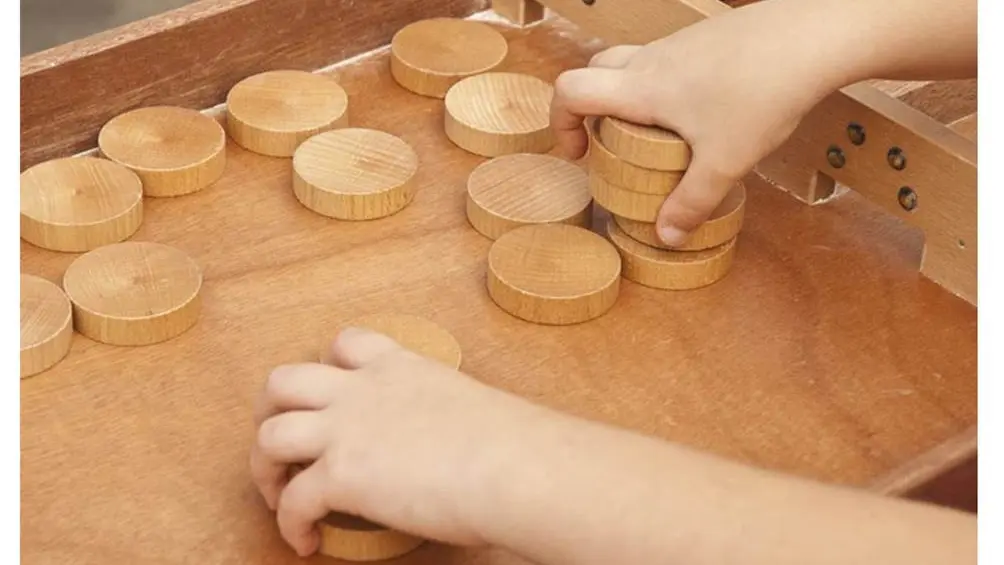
550,67,654,160
322,327,402,369
655,154,737,247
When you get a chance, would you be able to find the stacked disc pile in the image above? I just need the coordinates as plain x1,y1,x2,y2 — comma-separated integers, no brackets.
587,117,746,290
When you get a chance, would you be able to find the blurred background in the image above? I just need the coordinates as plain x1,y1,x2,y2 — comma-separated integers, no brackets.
21,0,197,55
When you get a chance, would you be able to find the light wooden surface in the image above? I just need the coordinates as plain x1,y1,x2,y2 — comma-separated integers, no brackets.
588,173,666,222
20,22,977,565
599,117,692,171
466,153,592,240
20,274,74,379
588,120,684,195
331,313,463,369
20,156,144,252
491,0,545,26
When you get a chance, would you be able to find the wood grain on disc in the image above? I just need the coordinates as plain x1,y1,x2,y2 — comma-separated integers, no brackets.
588,119,683,195
98,106,226,197
390,18,508,98
487,224,621,325
466,153,592,240
21,274,73,379
598,116,692,171
20,156,144,252
589,173,665,222
226,70,349,157
62,242,202,346
327,313,462,369
292,128,418,220
606,218,737,290
444,72,554,157
613,181,747,251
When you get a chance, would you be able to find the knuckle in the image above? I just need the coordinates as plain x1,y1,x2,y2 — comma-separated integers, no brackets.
256,417,286,452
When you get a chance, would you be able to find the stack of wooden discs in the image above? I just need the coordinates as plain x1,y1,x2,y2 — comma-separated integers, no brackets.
588,117,745,290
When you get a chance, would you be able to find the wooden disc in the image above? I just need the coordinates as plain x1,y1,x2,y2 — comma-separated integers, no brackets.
330,313,462,368
292,128,418,220
606,218,737,290
487,224,621,325
444,72,554,157
613,180,747,251
588,119,682,195
226,70,350,157
98,106,226,197
21,274,73,379
390,18,508,98
598,116,692,171
62,242,203,346
20,156,144,252
466,153,592,240
588,173,665,222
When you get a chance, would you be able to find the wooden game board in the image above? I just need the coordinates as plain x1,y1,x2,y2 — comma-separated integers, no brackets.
20,1,977,563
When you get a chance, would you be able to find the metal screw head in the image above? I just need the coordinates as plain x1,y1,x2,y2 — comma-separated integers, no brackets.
847,123,866,145
887,147,907,170
897,186,918,211
826,145,846,168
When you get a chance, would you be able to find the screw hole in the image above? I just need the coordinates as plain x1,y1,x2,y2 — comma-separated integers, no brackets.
826,145,846,168
887,147,907,170
897,186,918,211
582,0,596,5
958,239,966,249
847,123,866,145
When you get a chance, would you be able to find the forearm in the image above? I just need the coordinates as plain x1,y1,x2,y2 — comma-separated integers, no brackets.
474,412,975,565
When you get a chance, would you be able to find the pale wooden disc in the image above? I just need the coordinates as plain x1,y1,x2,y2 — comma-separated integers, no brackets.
62,242,203,346
598,116,692,171
588,118,683,195
292,128,418,220
390,18,508,98
444,72,554,157
466,153,592,240
613,180,747,251
606,218,737,290
20,156,144,252
588,172,665,222
487,224,621,325
329,313,462,369
226,70,350,157
98,106,226,197
21,274,73,379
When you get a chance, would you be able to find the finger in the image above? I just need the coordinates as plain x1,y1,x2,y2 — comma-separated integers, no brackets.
655,155,738,247
249,445,285,511
251,410,331,512
550,67,655,160
323,327,403,370
277,459,334,557
588,45,641,68
253,363,347,426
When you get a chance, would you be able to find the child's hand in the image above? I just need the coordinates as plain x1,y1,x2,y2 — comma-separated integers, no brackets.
249,327,555,556
550,0,849,247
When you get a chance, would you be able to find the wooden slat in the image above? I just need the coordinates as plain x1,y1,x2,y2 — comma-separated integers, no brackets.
20,0,488,170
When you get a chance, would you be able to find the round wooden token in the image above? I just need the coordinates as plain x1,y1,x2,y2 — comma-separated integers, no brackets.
444,72,554,157
20,156,144,252
588,119,683,195
466,153,592,240
487,224,621,325
98,106,226,197
226,70,350,157
62,242,202,346
613,180,747,251
390,18,508,98
329,313,462,368
21,274,73,379
606,218,737,290
588,173,666,222
292,128,418,220
598,116,692,171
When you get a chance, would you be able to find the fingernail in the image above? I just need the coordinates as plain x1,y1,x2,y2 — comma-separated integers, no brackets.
658,226,688,247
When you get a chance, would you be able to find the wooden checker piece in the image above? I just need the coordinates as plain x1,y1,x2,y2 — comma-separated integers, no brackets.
588,172,666,223
292,128,419,220
588,119,683,195
21,274,73,379
444,72,554,157
487,224,621,325
613,180,747,251
466,153,592,240
98,106,226,197
606,218,737,290
226,69,350,157
598,116,692,171
390,18,508,98
20,156,144,252
62,242,203,346
326,313,462,369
